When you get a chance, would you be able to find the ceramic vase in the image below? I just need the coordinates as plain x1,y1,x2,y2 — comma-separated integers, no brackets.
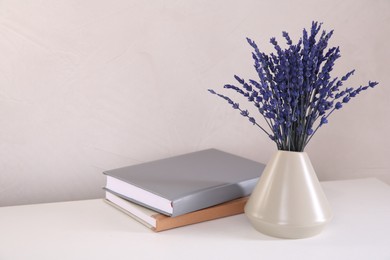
244,150,333,239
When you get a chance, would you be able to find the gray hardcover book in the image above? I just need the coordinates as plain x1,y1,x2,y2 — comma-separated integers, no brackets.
104,149,265,217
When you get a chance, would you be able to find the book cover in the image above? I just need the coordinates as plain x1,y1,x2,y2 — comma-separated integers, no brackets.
104,149,265,217
105,190,249,232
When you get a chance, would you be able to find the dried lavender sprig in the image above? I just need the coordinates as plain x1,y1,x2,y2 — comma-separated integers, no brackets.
304,80,378,147
207,89,280,147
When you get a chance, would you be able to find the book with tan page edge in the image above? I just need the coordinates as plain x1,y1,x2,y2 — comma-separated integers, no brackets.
105,191,248,232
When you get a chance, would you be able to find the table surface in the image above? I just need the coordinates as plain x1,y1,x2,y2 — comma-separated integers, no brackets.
1,178,389,260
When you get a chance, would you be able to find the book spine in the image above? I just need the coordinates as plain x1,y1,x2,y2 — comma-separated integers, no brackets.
154,197,248,232
171,178,258,217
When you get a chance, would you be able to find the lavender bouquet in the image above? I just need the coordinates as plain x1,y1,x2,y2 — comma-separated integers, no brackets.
209,22,378,152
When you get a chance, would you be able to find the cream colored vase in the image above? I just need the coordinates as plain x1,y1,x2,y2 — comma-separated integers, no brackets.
245,151,333,239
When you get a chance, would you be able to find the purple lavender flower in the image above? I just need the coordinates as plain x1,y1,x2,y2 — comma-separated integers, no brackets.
208,22,378,151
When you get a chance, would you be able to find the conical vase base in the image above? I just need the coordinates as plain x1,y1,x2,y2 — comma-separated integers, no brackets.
245,151,332,239
246,216,328,239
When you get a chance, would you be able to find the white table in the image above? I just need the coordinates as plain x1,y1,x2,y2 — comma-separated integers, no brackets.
1,178,389,260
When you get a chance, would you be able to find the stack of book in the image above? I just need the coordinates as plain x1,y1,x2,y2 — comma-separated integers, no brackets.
103,149,265,232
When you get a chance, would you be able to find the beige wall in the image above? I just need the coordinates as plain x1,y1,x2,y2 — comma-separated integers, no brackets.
1,0,389,206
